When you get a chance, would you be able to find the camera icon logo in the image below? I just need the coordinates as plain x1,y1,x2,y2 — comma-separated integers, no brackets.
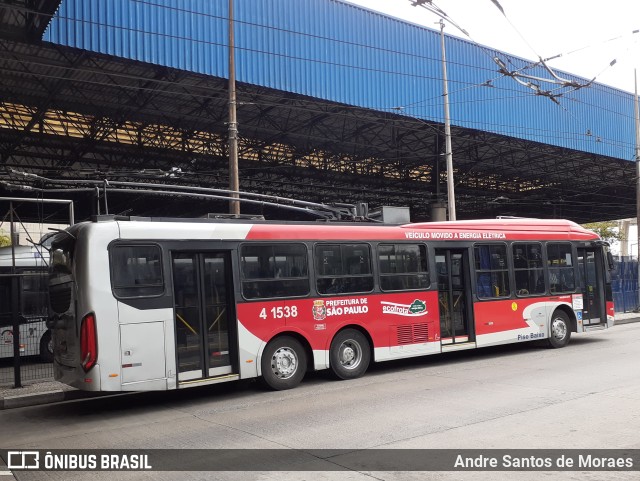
7,451,40,470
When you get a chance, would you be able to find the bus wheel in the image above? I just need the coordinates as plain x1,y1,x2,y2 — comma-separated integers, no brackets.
329,329,370,380
261,336,307,390
39,329,54,362
548,311,571,348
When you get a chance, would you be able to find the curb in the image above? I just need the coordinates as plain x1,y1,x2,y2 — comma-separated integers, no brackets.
0,389,65,410
614,317,640,325
0,388,101,410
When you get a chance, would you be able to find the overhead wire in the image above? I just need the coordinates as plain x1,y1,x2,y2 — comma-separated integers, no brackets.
430,0,615,104
0,1,636,206
542,28,640,86
402,0,636,163
1,164,634,211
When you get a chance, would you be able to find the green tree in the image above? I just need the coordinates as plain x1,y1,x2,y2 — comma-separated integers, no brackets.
582,221,623,244
0,231,10,247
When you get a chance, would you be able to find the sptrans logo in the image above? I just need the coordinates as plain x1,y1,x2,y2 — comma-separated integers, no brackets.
381,299,428,317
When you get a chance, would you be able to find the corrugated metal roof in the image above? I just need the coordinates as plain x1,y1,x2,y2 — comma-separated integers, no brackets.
43,0,635,161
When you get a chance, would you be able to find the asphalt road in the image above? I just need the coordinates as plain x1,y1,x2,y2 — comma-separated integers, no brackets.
1,323,639,481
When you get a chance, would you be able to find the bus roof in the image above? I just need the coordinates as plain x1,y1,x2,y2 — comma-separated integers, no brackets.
76,216,600,243
406,218,588,232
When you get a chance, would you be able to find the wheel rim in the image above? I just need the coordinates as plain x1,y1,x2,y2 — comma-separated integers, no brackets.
270,346,299,380
551,317,567,341
338,339,363,370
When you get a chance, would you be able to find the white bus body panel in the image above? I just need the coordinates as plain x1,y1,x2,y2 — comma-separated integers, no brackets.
474,301,567,348
59,221,257,390
53,222,120,390
238,320,262,379
117,222,253,241
120,321,167,386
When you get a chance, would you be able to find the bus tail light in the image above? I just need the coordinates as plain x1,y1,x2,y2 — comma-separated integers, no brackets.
80,313,97,372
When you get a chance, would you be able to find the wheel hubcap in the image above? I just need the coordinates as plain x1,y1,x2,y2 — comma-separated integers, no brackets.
551,318,567,340
271,347,298,379
339,340,362,370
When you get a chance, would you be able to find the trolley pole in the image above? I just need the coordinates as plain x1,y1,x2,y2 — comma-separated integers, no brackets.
228,0,240,215
439,19,456,221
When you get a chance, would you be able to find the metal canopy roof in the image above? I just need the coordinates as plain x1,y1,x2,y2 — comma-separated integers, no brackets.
0,0,635,224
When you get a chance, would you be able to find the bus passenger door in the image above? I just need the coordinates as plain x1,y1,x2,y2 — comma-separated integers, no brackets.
577,248,605,326
172,252,236,383
435,249,474,346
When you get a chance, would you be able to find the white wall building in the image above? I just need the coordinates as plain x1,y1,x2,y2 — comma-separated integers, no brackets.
617,219,639,259
0,222,68,245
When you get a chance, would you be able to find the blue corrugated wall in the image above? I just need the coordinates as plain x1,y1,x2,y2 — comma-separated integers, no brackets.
43,0,636,161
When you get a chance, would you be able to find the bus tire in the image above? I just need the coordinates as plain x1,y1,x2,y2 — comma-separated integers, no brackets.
39,329,54,362
329,329,370,380
547,311,571,348
261,336,307,390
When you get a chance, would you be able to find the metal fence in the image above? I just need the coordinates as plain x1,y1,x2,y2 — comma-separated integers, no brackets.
611,256,639,313
0,272,54,388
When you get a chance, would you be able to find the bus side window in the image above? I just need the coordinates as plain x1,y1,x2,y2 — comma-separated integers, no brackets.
378,244,429,292
316,243,374,295
547,243,575,294
240,243,309,300
110,245,164,298
474,244,510,299
513,243,544,296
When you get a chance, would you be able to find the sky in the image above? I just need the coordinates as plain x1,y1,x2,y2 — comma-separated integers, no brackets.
346,0,640,94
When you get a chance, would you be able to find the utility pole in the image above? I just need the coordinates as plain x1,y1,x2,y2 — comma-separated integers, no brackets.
9,202,21,387
635,69,640,307
228,0,240,215
439,19,456,221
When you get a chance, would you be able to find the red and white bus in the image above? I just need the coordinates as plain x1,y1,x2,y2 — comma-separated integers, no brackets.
48,216,614,391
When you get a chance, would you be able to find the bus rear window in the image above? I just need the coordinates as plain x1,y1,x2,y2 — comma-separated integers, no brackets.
110,245,164,298
49,236,76,314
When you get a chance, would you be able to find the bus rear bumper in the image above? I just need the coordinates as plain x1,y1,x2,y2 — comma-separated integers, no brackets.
54,361,102,391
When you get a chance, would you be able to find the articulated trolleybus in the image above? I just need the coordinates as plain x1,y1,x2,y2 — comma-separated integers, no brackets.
49,216,614,391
